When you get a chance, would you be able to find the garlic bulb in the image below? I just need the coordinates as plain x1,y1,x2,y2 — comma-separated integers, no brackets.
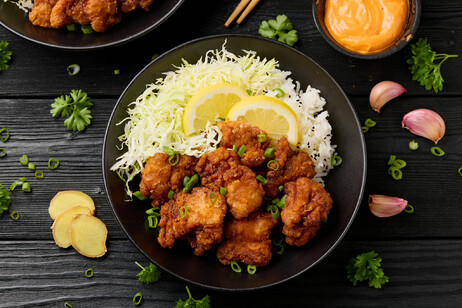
369,81,406,113
402,109,446,144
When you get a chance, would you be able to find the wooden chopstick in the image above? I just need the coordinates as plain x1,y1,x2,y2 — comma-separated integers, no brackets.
224,0,261,27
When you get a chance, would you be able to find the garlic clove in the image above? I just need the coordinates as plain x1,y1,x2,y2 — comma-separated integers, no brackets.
369,81,407,113
402,108,446,144
368,194,408,218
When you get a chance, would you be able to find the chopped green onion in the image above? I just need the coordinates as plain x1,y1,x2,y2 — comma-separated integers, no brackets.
247,265,257,275
387,155,396,165
28,163,35,170
267,160,279,171
145,208,160,216
133,292,143,306
0,148,5,157
183,174,199,193
64,302,72,308
459,167,462,176
364,118,376,128
273,235,284,246
168,153,179,166
230,261,241,273
18,177,26,183
168,189,174,199
273,88,285,98
264,147,275,158
85,268,93,278
0,128,10,142
10,211,19,220
151,53,159,61
257,134,267,143
35,170,44,179
48,158,60,169
66,24,77,31
275,194,286,209
133,191,147,201
392,159,407,169
238,145,246,157
322,216,328,223
270,207,279,219
389,166,402,180
179,205,188,218
67,64,80,76
162,146,176,156
183,176,191,187
278,185,284,192
274,244,285,255
409,140,419,150
217,117,226,122
220,187,227,196
114,69,120,75
147,215,158,228
19,154,28,165
256,175,267,184
404,204,414,214
331,155,342,167
81,25,93,34
430,146,445,157
209,193,217,204
246,89,252,95
362,126,369,133
232,145,238,151
22,182,31,192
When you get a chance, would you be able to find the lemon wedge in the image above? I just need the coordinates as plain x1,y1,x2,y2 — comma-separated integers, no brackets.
226,95,299,145
183,83,248,135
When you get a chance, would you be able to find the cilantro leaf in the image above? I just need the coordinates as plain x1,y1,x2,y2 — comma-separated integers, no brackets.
175,286,210,308
0,183,12,214
258,15,299,46
407,38,458,93
0,40,12,71
346,251,389,289
50,89,93,131
135,262,161,284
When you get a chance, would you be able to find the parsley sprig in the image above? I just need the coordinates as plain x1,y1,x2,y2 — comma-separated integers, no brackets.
258,15,298,46
407,38,458,93
50,89,93,131
346,251,389,289
175,286,210,308
0,40,12,71
0,183,12,214
135,261,161,284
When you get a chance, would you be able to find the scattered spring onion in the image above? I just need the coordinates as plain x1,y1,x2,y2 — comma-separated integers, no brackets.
147,215,158,229
272,235,284,246
362,126,369,133
85,268,94,278
10,211,19,220
151,53,159,61
145,208,160,216
387,155,396,165
238,145,246,157
256,175,267,185
48,158,60,169
114,69,120,75
22,182,31,192
28,163,35,170
274,245,285,255
430,146,445,157
247,265,257,275
81,25,93,34
133,292,143,306
278,185,284,192
162,146,176,156
392,159,407,169
168,189,174,199
257,134,267,143
389,167,403,180
331,155,342,167
404,204,414,214
230,261,241,273
183,176,191,187
133,191,147,201
364,118,377,128
246,89,252,95
0,128,10,142
264,147,275,158
64,302,72,308
0,148,5,158
179,205,188,218
270,207,279,219
409,140,419,150
273,88,285,98
209,193,217,204
168,153,179,166
66,24,77,31
67,64,80,76
19,154,28,165
459,167,462,176
183,174,199,192
267,160,279,171
220,187,227,196
232,145,238,151
35,171,44,179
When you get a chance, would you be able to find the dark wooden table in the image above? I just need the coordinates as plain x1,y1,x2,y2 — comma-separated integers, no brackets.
1,0,461,307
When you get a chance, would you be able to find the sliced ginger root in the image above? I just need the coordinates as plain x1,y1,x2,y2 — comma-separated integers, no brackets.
70,214,107,258
49,191,95,220
52,206,92,248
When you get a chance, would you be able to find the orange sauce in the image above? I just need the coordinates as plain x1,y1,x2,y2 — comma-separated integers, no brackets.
324,0,409,54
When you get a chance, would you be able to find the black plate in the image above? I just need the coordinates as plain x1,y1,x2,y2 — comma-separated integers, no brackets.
0,0,183,50
102,35,367,291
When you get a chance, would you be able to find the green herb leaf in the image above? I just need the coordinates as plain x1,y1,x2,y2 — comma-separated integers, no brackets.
0,40,12,71
175,286,210,308
258,15,298,46
407,38,458,93
0,183,12,214
346,251,389,289
135,262,161,284
51,90,93,131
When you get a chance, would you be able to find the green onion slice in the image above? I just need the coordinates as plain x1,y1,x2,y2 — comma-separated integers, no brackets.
162,146,176,156
10,211,20,220
0,128,10,142
85,268,94,278
209,193,217,204
64,302,72,308
28,163,35,170
183,176,191,187
458,167,462,176
145,208,160,216
267,160,279,171
168,153,179,166
35,170,44,179
81,25,93,34
274,245,285,255
264,147,275,158
247,265,257,275
257,134,267,143
179,205,188,218
67,64,80,76
133,191,147,201
256,175,267,185
151,54,159,61
230,261,241,273
114,69,120,75
278,185,284,192
168,189,174,200
183,174,199,193
270,207,279,219
246,89,252,95
387,155,396,165
232,145,238,151
238,145,247,157
273,88,285,98
364,118,376,128
133,292,143,306
147,215,159,229
18,177,26,183
430,146,445,157
362,126,369,133
0,148,5,158
392,159,407,169
404,204,414,214
66,24,77,31
19,154,28,165
272,235,284,246
389,166,403,180
220,187,227,196
409,140,419,150
22,182,31,192
331,155,342,167
48,158,60,169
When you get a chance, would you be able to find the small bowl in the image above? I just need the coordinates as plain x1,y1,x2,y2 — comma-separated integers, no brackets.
312,0,421,59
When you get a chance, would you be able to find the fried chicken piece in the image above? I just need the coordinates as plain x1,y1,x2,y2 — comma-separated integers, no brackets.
158,187,227,256
195,147,265,219
140,153,198,207
217,211,277,266
265,137,316,197
29,0,60,28
217,121,271,168
118,0,154,13
281,177,332,246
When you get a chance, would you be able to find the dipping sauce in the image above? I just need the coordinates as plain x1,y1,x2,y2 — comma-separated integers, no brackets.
324,0,408,55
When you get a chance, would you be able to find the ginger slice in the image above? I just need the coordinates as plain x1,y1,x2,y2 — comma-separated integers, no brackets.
52,206,92,248
49,191,95,220
70,214,107,258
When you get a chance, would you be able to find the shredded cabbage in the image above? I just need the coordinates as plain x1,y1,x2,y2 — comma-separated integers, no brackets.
3,0,33,12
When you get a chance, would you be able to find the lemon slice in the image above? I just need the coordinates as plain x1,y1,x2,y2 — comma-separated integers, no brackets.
226,95,299,145
183,83,248,135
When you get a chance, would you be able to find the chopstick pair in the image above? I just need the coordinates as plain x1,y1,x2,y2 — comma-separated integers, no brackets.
225,0,261,27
